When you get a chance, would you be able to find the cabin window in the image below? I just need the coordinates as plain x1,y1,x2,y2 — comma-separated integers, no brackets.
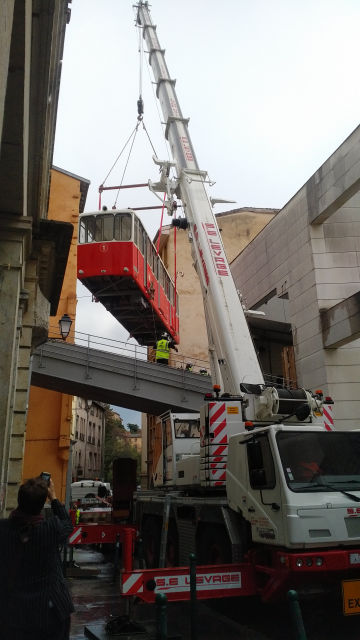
277,431,360,492
138,222,145,255
147,238,152,267
114,212,132,241
103,215,114,241
159,264,165,289
165,275,170,300
174,419,200,438
79,218,86,244
148,241,157,274
149,243,154,272
247,434,276,490
95,214,114,242
79,216,96,243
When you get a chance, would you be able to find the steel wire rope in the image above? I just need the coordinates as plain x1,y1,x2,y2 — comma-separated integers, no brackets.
141,120,158,157
111,21,160,208
100,123,139,190
98,4,144,198
137,12,144,114
113,123,141,208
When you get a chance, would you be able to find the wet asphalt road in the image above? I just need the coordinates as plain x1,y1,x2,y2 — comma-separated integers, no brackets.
68,548,360,640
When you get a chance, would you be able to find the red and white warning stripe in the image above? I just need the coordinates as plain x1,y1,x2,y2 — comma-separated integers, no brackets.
209,402,228,445
210,462,226,469
122,572,144,595
210,443,228,457
323,403,334,431
69,526,82,545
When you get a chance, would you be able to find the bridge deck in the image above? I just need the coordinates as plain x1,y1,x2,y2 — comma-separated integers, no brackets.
31,340,212,414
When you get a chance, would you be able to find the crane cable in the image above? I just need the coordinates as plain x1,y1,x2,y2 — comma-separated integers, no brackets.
98,20,146,204
137,15,144,121
99,123,139,195
113,125,140,208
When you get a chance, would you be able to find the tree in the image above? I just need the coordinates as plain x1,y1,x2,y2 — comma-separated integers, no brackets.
127,423,141,434
103,407,141,483
103,406,125,482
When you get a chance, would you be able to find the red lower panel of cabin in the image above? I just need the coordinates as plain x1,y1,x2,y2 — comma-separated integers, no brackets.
77,242,178,345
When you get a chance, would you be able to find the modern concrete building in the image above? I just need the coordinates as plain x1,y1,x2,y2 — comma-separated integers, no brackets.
232,125,360,431
0,1,71,513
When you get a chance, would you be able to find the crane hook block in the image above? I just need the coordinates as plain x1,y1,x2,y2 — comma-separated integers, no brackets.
137,97,144,118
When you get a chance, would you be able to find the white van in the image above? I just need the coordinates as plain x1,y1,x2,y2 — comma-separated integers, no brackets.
71,480,111,504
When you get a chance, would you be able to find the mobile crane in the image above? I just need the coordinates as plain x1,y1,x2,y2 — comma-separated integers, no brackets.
117,2,360,612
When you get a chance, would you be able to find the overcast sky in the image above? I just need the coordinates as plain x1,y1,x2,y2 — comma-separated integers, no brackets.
53,0,360,423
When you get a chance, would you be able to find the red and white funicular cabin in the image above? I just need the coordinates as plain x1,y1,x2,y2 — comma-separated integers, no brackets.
77,209,179,345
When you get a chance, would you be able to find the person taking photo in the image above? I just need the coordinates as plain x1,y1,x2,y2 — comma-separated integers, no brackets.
0,475,74,639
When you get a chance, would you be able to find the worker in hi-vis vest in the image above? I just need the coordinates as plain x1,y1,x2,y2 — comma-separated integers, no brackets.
155,333,178,365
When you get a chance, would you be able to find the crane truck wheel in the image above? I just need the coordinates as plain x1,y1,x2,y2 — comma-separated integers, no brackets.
141,516,161,568
196,524,232,565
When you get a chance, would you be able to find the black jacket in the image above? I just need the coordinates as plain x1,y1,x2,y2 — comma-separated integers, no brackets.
0,499,74,630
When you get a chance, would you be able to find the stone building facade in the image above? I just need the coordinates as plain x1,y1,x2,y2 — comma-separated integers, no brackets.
72,399,106,481
0,2,71,514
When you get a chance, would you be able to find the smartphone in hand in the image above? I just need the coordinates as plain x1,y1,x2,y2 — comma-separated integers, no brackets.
40,472,51,486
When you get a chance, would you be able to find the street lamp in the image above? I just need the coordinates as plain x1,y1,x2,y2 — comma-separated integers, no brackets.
59,313,72,340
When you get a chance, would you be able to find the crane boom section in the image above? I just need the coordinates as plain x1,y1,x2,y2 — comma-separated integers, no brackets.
137,3,264,391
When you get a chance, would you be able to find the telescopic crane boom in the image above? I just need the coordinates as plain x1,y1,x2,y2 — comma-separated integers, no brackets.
136,1,263,395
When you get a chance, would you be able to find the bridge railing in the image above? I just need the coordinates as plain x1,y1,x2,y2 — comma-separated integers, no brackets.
48,324,211,376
